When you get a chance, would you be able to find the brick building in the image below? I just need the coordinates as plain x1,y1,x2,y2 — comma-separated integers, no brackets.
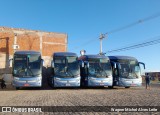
0,27,68,75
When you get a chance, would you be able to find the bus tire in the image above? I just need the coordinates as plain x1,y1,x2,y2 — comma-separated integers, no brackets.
125,87,130,88
108,86,113,89
16,87,20,90
50,83,55,89
80,81,84,88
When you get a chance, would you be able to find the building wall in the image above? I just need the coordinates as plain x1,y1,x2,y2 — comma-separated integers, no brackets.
0,27,68,74
145,72,160,81
0,27,67,56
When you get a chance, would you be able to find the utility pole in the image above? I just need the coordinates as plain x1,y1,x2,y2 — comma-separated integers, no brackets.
99,33,105,55
13,33,19,53
14,33,17,45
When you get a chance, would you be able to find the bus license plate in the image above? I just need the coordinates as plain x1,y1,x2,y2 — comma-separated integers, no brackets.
100,83,104,85
131,84,136,86
24,83,30,86
66,83,70,86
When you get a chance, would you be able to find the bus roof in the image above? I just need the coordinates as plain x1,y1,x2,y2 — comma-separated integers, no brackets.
53,52,77,57
108,56,137,61
14,50,41,55
79,54,109,60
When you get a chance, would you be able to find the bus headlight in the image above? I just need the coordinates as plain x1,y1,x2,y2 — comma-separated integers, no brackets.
76,79,80,82
54,77,60,81
89,77,96,80
14,77,19,81
107,75,112,78
74,74,80,78
36,77,41,82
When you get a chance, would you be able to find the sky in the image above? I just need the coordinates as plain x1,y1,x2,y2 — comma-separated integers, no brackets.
0,0,160,72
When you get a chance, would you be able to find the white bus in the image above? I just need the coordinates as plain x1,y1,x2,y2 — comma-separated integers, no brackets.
109,56,145,88
11,51,43,89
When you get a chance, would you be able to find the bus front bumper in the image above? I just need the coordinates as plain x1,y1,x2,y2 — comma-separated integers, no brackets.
53,77,80,87
88,77,113,87
119,78,142,87
12,77,42,87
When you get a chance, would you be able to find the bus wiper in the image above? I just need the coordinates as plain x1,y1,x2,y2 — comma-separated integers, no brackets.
133,71,139,78
15,67,26,77
67,66,80,78
17,68,25,73
88,72,96,77
129,68,138,78
27,67,35,77
98,62,108,77
13,73,20,77
67,69,75,78
64,65,73,77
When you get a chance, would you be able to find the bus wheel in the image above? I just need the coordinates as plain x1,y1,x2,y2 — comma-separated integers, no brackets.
50,84,55,89
16,87,20,90
125,87,130,88
108,86,113,89
80,82,84,88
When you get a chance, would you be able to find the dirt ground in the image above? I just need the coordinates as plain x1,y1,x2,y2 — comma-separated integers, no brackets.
0,83,160,114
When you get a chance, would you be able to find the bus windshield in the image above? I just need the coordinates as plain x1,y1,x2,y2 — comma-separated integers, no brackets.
88,58,112,78
118,60,140,79
54,56,80,78
13,54,41,77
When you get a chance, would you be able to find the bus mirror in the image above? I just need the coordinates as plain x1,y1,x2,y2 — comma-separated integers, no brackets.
87,62,89,68
51,61,54,68
114,62,116,69
8,59,13,67
81,62,84,68
64,66,67,72
42,59,45,66
139,62,145,69
118,64,121,69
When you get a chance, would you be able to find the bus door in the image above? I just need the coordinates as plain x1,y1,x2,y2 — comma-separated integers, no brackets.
112,62,120,86
79,60,86,87
82,61,89,86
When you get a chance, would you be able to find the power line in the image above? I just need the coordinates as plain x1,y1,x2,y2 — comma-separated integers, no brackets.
106,36,160,53
104,12,160,35
70,12,160,51
107,38,160,53
69,36,99,51
100,12,160,54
